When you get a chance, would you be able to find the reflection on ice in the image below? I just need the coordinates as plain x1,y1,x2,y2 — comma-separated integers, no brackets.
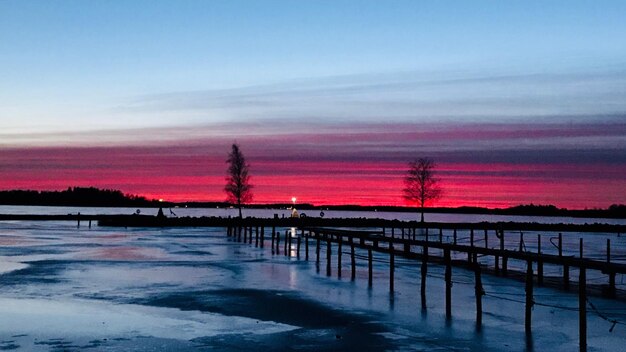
0,297,296,340
0,260,28,275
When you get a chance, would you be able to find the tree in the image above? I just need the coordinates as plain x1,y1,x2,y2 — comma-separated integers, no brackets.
403,158,442,222
225,143,253,218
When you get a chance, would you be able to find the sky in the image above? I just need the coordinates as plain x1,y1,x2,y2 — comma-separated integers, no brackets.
1,0,625,208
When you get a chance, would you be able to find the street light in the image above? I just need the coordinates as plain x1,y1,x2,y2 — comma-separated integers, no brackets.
291,197,297,205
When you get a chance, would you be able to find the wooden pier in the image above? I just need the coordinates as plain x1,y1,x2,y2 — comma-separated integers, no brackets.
225,222,626,352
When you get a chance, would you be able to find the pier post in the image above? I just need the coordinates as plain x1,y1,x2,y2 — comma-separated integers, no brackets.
538,234,543,286
453,228,457,245
276,230,280,255
389,242,395,294
445,248,452,319
559,233,568,289
351,238,356,281
305,231,309,261
296,235,301,259
337,237,342,278
260,226,264,248
475,262,483,327
243,226,247,242
468,229,474,263
316,235,320,264
484,229,488,249
579,238,584,258
88,220,92,229
579,265,587,352
421,243,428,310
391,227,395,239
284,230,289,256
255,226,259,247
326,239,332,276
249,226,253,244
271,229,275,254
439,228,443,243
525,260,534,335
607,239,616,297
368,248,373,287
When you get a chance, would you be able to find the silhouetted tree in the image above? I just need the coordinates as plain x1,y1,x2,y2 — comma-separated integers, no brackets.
225,143,253,218
403,158,442,222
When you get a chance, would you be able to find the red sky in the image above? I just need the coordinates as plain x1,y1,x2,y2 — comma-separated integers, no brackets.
1,122,624,209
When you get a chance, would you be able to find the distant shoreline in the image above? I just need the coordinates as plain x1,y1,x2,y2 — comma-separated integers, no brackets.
0,187,624,219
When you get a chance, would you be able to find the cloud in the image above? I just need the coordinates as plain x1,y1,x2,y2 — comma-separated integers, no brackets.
116,68,626,125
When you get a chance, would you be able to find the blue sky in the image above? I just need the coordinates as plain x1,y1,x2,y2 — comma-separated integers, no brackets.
1,1,625,207
1,0,626,137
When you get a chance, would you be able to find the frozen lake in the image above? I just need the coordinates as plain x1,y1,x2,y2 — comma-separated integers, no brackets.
0,208,625,350
2,205,625,225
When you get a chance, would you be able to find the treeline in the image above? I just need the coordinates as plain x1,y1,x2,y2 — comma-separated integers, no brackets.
0,187,624,218
0,187,162,207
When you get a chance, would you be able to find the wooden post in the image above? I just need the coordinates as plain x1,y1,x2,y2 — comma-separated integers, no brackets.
503,255,509,276
421,243,428,310
389,242,394,293
525,260,534,335
468,229,474,263
484,229,488,249
351,238,356,281
326,239,332,276
243,226,247,242
255,226,259,247
607,239,615,297
276,230,280,255
316,235,320,264
260,226,264,248
453,228,457,245
557,231,567,289
296,235,301,259
425,227,429,242
474,263,483,327
439,228,443,243
284,230,289,256
391,227,395,239
537,234,543,285
337,237,342,278
579,238,584,258
305,231,309,261
88,220,92,229
445,248,452,319
401,227,405,240
77,213,80,228
368,248,373,287
249,226,253,244
580,265,587,352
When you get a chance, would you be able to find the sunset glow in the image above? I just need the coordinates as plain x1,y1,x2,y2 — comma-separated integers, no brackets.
1,1,625,209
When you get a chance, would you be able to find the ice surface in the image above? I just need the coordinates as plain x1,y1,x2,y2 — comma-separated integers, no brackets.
0,210,625,351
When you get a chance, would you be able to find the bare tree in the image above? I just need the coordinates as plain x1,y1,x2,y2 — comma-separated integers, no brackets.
403,158,442,222
225,143,253,218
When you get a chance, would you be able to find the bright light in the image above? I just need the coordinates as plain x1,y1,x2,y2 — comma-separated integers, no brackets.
291,197,297,204
158,198,164,202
